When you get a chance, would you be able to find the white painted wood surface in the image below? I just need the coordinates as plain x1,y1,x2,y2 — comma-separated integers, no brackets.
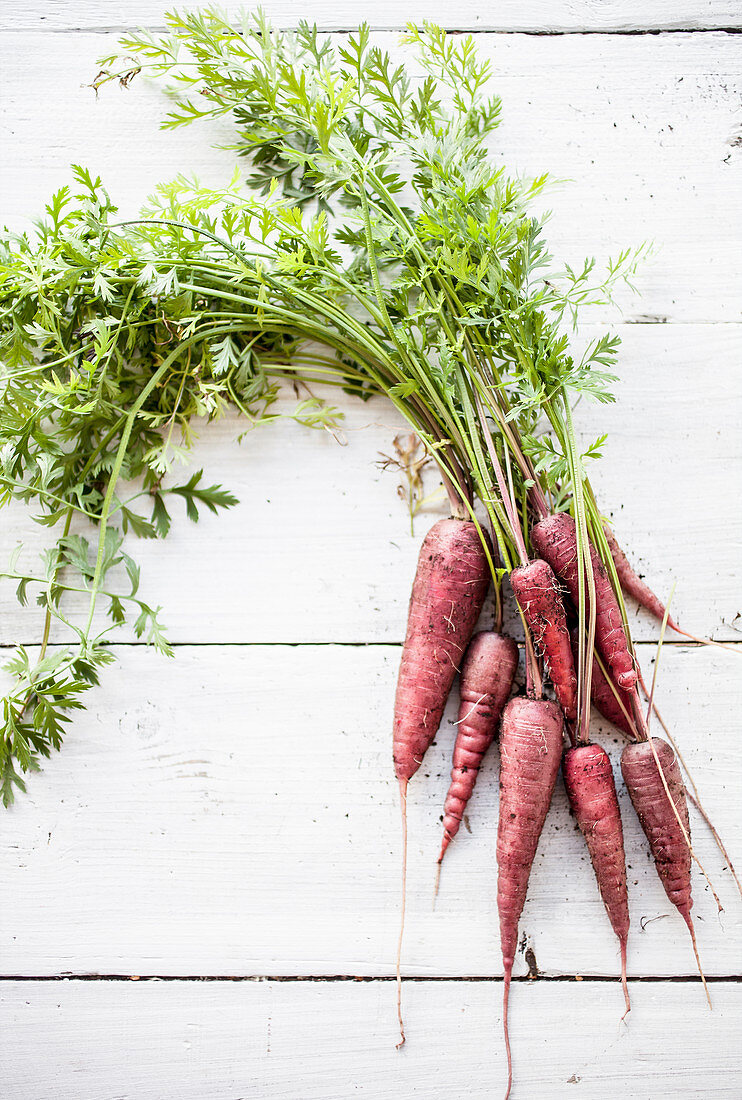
3,32,742,321
1,981,739,1099
1,644,739,978
1,3,741,1098
8,0,742,32
2,323,741,645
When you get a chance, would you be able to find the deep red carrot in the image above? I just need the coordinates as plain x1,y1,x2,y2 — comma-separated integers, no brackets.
532,512,637,691
393,518,491,786
563,743,631,1013
498,696,564,1099
394,516,490,1046
621,739,692,918
569,628,635,737
510,559,578,722
437,631,518,863
620,737,708,1002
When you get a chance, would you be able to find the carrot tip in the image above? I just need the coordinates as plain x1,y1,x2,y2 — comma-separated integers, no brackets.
396,777,409,1047
502,967,513,1100
437,833,450,865
620,938,631,1020
433,860,442,906
684,911,712,1010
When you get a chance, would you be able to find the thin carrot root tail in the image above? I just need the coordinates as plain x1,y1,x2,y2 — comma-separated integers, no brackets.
437,830,452,866
396,777,408,1049
433,857,443,905
434,821,456,899
502,964,513,1100
664,615,683,636
673,624,741,655
684,786,742,902
620,937,631,1020
602,523,740,655
682,908,712,1010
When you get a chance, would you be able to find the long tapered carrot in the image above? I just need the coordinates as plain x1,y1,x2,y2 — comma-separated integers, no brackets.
621,736,710,1005
437,631,518,865
497,696,564,1099
563,742,631,1013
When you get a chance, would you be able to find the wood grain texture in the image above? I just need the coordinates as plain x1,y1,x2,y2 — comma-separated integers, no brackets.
1,643,739,978
1,32,741,322
2,326,739,645
1,979,740,1099
6,0,742,32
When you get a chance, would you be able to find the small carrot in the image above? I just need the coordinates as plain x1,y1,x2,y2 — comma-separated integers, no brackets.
602,523,739,655
532,512,637,691
601,523,687,633
437,631,518,864
563,742,631,1014
510,560,578,721
497,696,564,1099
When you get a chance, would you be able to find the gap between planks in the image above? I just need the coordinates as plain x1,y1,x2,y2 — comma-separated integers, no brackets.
1,973,737,983
2,26,742,36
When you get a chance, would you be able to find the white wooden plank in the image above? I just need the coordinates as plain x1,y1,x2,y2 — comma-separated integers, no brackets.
7,0,742,32
1,325,739,645
1,8,739,1091
0,643,739,977
1,33,741,322
0,978,739,1099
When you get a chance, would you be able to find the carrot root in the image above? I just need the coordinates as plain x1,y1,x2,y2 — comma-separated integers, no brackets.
396,776,408,1049
502,967,513,1100
684,910,712,1010
432,858,442,906
685,787,742,901
620,936,630,1020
